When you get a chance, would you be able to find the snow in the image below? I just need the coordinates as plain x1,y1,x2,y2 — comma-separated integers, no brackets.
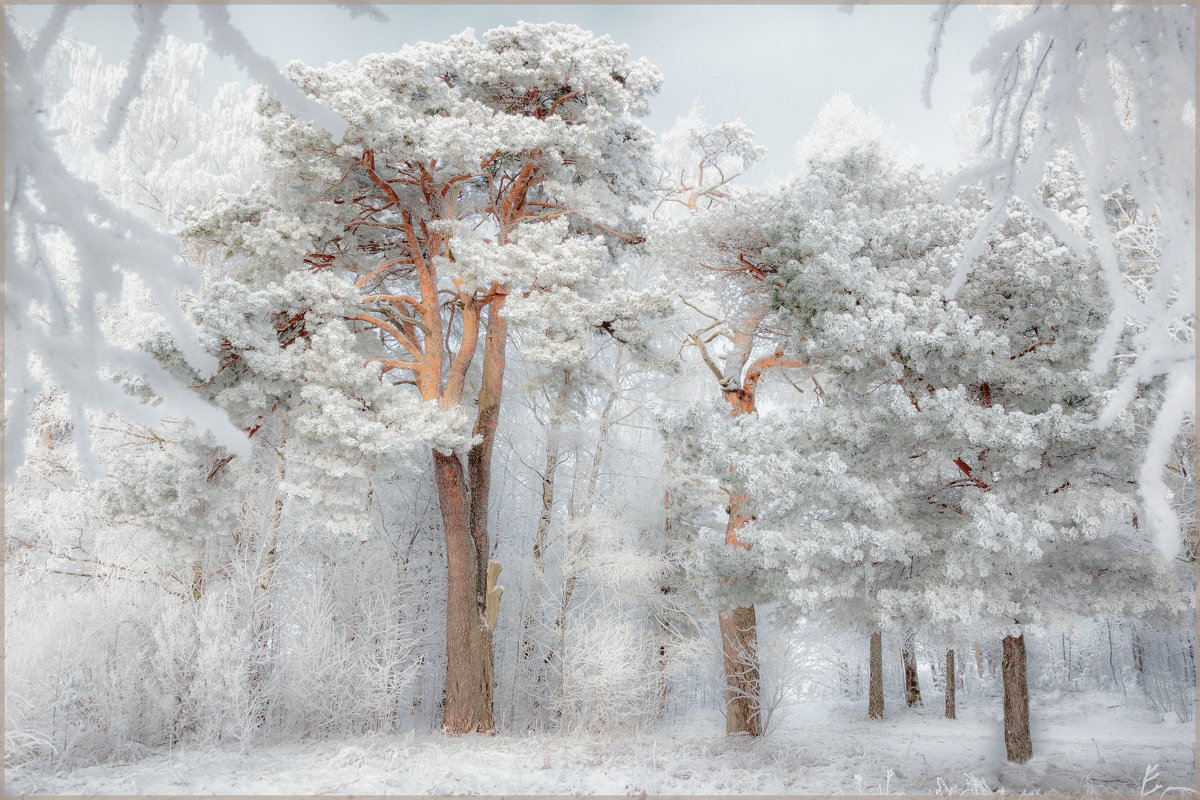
9,690,1192,795
6,13,1193,799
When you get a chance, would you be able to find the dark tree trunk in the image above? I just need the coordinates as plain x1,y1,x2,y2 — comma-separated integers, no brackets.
1002,633,1032,763
720,604,761,736
902,631,923,707
945,649,956,719
869,630,884,719
1131,629,1144,685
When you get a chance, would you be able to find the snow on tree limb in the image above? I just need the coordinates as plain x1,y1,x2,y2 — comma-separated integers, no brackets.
4,3,373,480
95,4,166,151
196,4,348,144
920,2,958,111
4,16,253,478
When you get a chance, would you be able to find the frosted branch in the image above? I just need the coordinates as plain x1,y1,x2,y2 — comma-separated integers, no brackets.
95,3,166,151
197,4,347,144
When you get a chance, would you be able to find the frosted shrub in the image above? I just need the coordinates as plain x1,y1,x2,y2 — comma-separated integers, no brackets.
559,615,656,733
4,573,181,769
554,514,695,734
263,573,424,740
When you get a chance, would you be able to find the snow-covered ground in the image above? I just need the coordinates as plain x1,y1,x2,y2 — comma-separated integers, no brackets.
8,690,1193,795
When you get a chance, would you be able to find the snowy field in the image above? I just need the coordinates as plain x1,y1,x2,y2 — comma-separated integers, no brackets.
8,690,1193,795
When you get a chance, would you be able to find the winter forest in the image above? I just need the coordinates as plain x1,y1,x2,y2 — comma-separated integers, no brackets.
4,3,1196,795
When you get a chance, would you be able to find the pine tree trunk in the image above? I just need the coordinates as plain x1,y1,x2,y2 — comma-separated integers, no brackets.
434,449,494,733
720,491,760,736
945,649,956,719
720,603,760,735
869,630,884,719
713,322,770,738
435,302,506,734
1131,629,1145,685
1002,633,1032,763
902,631,923,707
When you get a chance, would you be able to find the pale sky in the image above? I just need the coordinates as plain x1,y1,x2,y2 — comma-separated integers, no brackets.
11,3,997,185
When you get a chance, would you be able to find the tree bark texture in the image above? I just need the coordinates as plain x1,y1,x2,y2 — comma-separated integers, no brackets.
434,301,508,734
1131,629,1145,685
1002,633,1032,763
259,412,289,594
945,649,956,719
719,487,760,736
714,328,777,738
902,631,923,707
433,449,494,733
720,603,760,736
869,630,884,719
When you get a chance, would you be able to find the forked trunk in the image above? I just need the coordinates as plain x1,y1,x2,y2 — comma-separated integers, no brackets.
945,649,956,719
435,302,507,734
902,630,923,707
433,449,494,733
1002,633,1032,763
868,630,884,719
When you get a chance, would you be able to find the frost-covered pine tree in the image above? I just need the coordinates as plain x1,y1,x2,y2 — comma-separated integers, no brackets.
671,97,1189,763
189,22,664,733
927,3,1196,559
652,108,791,737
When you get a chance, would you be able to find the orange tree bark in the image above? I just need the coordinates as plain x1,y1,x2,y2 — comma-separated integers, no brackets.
300,149,524,733
430,302,508,733
713,336,804,736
